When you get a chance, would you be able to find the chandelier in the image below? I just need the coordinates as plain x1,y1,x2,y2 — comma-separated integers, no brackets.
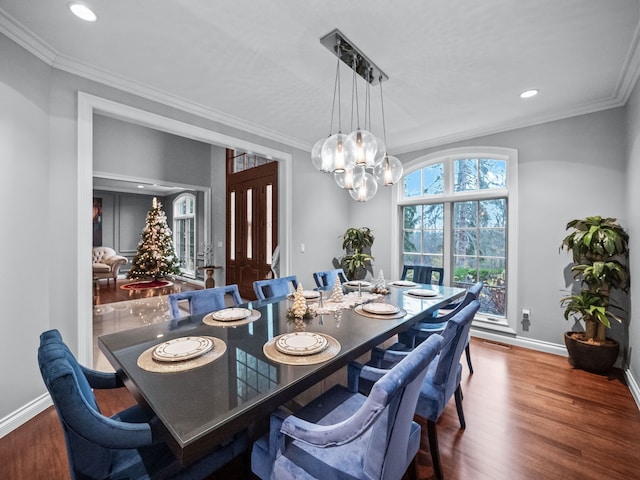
311,29,403,202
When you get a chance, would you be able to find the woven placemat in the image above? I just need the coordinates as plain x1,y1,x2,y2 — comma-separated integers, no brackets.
354,305,407,320
202,309,261,327
137,336,227,373
263,333,340,366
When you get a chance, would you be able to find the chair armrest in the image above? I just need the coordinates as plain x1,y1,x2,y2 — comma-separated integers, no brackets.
81,366,125,389
269,406,293,460
348,361,391,393
280,396,384,448
104,255,127,267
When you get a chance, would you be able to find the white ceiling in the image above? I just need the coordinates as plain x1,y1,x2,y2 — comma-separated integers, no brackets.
1,0,640,153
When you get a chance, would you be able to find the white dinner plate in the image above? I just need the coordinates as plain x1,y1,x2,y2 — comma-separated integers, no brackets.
406,289,439,298
390,280,418,287
211,308,252,322
362,303,400,315
345,280,372,287
152,336,213,362
275,332,328,356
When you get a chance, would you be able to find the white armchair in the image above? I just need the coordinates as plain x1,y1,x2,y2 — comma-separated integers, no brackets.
92,247,128,284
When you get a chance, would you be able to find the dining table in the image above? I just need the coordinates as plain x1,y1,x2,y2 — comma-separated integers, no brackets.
98,282,465,465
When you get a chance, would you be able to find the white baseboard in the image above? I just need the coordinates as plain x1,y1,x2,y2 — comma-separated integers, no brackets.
0,393,52,439
625,368,640,411
470,328,569,356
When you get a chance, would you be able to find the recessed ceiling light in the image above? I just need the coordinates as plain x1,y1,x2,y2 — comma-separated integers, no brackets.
137,185,145,189
68,3,97,22
520,89,539,99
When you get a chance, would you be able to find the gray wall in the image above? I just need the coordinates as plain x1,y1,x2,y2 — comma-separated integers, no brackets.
391,108,628,347
625,80,640,382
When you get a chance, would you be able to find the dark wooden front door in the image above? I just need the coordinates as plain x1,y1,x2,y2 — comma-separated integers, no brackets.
226,154,278,299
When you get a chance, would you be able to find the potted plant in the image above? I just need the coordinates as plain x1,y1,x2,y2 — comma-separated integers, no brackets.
339,227,374,280
560,216,629,372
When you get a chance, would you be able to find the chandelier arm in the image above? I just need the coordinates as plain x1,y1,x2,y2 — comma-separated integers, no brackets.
352,55,361,129
379,76,388,146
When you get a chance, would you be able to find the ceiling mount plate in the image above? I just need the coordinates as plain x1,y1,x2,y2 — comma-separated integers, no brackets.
320,29,388,85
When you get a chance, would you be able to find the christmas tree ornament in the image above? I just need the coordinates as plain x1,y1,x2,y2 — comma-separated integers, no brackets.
291,284,308,319
328,277,344,303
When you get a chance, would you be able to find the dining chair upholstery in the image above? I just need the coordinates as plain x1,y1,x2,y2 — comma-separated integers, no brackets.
253,275,299,300
396,281,483,374
401,265,445,286
250,334,444,480
364,301,480,480
38,329,247,480
168,284,242,319
312,268,348,289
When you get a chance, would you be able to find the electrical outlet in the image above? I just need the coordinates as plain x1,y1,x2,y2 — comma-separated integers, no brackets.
522,309,530,320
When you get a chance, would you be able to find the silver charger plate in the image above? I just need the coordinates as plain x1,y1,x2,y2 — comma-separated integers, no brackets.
362,303,400,315
406,289,440,298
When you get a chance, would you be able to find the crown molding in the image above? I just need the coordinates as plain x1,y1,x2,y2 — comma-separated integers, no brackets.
0,8,57,64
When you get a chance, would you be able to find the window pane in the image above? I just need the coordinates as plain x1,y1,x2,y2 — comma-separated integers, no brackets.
480,199,506,227
230,191,236,260
246,189,252,259
479,159,507,189
422,163,444,195
423,204,443,229
479,229,506,257
424,255,443,268
266,184,273,264
454,201,477,228
403,170,421,197
403,231,421,253
403,253,421,265
423,231,443,255
454,158,478,192
404,205,422,229
454,229,477,256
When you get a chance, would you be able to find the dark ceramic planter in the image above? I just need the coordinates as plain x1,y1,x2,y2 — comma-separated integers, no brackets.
564,332,619,373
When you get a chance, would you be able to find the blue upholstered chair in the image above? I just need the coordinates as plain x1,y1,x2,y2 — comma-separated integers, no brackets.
401,265,445,286
168,284,242,319
396,281,483,373
312,268,348,289
253,275,299,300
38,329,247,480
250,334,444,480
365,301,480,480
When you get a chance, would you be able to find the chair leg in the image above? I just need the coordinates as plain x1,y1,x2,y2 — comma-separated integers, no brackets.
407,454,418,480
454,386,466,429
465,343,473,374
427,420,443,480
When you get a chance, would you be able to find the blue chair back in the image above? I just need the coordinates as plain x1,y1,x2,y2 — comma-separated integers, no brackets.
263,334,443,480
253,275,299,300
38,330,154,479
168,285,242,319
401,265,444,285
417,300,480,420
312,268,348,288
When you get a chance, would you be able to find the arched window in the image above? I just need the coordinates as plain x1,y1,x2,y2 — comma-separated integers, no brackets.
396,147,518,331
173,193,196,277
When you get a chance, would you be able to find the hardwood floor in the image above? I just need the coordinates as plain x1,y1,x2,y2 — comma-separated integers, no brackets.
3,338,639,479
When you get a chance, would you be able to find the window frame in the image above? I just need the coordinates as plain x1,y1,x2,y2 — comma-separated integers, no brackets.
393,146,518,333
173,193,197,277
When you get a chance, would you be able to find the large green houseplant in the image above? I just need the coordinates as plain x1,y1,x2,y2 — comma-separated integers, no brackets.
560,216,629,371
339,227,374,280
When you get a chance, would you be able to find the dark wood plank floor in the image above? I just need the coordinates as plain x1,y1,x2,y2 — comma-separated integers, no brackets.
3,338,639,479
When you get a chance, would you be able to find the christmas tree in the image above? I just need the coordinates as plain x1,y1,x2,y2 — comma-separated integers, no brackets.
127,198,181,280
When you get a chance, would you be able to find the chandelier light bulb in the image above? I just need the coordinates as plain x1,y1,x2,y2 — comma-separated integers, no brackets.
334,166,358,190
311,137,327,172
374,155,403,186
345,128,377,168
349,171,378,202
321,132,349,173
